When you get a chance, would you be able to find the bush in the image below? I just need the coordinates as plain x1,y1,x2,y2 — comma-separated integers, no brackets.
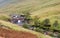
53,20,59,27
42,19,51,27
23,24,30,29
33,16,41,28
0,15,10,21
34,28,41,32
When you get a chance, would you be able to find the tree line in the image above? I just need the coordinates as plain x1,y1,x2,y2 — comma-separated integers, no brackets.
22,12,59,32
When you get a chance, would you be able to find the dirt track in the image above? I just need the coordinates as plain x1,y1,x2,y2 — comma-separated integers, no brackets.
0,28,37,38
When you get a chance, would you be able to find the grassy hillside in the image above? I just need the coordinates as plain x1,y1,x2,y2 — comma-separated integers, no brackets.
0,20,52,38
0,0,60,38
0,0,60,32
0,0,60,14
0,0,60,23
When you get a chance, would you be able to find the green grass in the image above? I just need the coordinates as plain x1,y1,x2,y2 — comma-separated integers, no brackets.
0,0,60,38
0,0,60,14
0,20,52,38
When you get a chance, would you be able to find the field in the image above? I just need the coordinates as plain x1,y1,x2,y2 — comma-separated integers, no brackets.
0,0,60,38
0,0,60,22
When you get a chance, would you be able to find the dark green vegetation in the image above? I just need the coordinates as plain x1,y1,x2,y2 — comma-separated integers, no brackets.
18,12,60,38
21,12,59,31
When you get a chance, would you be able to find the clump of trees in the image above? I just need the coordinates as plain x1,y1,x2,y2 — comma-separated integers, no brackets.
33,16,41,28
42,19,51,27
41,19,51,31
32,16,41,32
22,11,59,32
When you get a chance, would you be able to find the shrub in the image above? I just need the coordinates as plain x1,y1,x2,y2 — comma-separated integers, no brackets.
53,20,59,27
33,16,41,28
23,24,30,29
0,16,10,21
42,19,51,27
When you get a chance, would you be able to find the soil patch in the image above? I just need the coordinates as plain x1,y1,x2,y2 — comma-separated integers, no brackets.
0,28,37,38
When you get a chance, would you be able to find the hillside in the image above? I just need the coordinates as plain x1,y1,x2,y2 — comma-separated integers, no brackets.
0,20,52,38
0,0,60,22
0,28,37,38
0,0,60,14
0,0,60,38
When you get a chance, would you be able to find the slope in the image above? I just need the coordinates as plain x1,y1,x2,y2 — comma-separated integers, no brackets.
0,20,52,38
0,28,37,38
0,0,60,14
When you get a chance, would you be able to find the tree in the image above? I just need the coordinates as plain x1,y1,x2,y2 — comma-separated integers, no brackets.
42,19,51,31
53,20,59,27
33,16,41,29
22,11,31,19
22,11,32,24
43,19,51,27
